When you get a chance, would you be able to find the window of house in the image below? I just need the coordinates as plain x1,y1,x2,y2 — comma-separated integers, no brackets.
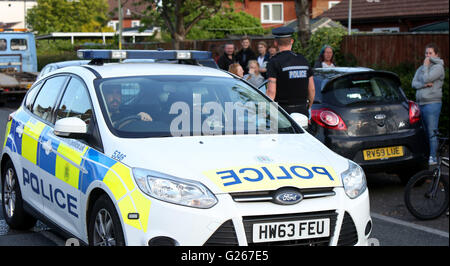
131,20,140,28
372,27,400,33
108,21,119,31
261,3,283,23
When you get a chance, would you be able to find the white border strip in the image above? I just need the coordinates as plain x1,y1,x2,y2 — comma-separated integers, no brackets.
371,212,449,238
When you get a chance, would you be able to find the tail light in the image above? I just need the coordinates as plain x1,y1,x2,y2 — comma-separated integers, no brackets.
408,101,420,124
311,108,347,130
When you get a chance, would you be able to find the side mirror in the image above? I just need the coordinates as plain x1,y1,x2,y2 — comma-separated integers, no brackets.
54,117,87,138
290,113,309,129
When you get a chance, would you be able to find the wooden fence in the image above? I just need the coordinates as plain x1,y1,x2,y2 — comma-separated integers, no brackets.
340,33,449,68
122,33,449,68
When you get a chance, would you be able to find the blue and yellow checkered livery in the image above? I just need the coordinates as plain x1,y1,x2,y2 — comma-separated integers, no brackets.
2,109,151,232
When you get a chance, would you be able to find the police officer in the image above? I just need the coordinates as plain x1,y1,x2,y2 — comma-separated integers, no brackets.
266,27,315,118
103,84,153,126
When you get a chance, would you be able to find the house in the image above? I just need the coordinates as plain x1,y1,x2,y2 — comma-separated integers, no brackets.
0,22,21,30
233,0,340,28
320,0,449,32
107,0,149,31
311,0,341,18
285,16,346,33
0,0,147,31
0,0,37,29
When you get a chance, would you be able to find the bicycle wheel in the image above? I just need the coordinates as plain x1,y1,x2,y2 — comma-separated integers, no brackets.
404,170,449,220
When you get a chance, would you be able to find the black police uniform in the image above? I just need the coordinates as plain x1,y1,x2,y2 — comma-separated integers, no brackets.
266,27,313,116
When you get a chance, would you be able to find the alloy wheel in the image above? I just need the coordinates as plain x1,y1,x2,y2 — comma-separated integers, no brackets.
3,168,17,219
93,208,117,246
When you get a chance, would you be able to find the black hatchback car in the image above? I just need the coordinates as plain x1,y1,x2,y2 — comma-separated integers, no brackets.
307,67,428,183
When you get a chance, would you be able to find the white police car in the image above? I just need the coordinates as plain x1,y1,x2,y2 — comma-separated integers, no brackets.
1,50,371,246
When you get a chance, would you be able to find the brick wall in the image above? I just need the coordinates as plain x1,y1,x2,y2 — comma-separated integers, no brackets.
234,0,297,28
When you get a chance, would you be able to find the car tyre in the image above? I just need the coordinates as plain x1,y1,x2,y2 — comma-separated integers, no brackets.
88,194,125,246
1,160,37,230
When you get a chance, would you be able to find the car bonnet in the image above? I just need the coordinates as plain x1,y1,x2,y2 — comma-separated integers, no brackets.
105,133,347,194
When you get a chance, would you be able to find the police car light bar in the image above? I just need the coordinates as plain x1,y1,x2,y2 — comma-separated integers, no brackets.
77,49,212,61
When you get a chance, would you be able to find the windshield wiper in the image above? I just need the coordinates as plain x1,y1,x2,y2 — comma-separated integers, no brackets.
277,127,297,134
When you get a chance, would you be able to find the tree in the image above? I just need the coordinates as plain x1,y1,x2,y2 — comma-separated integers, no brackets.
187,11,267,40
27,0,111,34
294,0,312,49
293,26,347,65
140,0,223,49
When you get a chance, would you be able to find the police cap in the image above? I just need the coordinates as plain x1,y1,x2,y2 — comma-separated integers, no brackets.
272,26,294,38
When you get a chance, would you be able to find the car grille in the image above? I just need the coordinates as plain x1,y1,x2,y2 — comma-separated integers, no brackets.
230,187,336,203
243,210,338,246
337,212,359,246
204,220,239,246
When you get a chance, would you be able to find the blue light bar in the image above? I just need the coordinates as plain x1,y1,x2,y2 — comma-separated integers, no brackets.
77,49,212,61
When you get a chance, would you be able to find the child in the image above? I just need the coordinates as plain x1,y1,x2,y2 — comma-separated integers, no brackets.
243,60,265,88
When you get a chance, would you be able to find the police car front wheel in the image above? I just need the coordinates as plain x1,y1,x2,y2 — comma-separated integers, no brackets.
88,195,125,246
1,160,37,230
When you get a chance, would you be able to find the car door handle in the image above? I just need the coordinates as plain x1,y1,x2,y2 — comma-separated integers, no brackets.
42,139,53,155
15,125,24,138
56,152,88,174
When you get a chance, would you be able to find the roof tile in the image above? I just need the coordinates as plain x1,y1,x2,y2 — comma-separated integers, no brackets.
321,0,449,20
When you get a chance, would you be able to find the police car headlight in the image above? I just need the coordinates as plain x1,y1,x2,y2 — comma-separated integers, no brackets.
341,160,367,199
132,168,218,209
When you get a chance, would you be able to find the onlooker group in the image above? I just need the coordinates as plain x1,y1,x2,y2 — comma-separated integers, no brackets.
216,36,343,103
217,37,278,90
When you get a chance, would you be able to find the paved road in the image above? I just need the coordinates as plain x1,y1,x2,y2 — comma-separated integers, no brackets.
0,101,448,246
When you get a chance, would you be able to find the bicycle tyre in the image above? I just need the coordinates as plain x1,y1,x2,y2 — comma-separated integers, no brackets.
404,170,449,220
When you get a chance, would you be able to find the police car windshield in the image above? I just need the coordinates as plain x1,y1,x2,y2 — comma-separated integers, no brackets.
95,75,299,138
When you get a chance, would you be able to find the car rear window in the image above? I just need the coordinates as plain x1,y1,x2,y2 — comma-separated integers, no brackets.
323,74,403,106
